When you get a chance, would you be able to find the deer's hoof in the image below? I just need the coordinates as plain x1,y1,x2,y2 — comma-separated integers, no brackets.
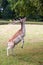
21,46,23,48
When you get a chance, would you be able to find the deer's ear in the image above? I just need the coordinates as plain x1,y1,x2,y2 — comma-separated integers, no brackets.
24,17,26,20
22,17,26,22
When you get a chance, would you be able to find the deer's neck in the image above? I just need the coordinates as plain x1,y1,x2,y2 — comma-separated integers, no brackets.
21,23,25,35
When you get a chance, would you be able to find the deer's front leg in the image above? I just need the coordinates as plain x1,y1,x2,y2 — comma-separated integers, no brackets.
7,41,14,56
21,38,24,48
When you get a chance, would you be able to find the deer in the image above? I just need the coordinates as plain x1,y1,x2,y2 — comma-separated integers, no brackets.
7,17,26,56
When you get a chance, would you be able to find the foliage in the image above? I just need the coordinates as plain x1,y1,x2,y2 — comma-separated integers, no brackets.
0,0,43,21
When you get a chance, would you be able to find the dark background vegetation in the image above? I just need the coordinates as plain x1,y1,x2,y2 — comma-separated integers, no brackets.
0,0,43,21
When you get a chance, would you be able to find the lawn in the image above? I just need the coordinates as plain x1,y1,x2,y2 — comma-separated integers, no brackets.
0,24,43,65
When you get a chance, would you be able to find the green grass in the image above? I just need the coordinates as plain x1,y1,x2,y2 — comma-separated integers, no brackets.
0,20,43,25
0,24,43,65
26,21,43,25
0,20,10,24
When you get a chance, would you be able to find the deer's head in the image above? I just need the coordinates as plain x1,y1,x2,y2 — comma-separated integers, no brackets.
11,17,26,24
19,17,26,23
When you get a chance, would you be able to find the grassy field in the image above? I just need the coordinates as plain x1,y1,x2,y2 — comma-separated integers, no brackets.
0,24,43,65
0,20,43,25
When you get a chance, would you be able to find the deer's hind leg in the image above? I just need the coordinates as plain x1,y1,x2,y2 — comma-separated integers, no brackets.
7,41,14,56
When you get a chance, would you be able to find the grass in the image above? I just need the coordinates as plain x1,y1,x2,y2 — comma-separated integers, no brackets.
26,21,43,25
0,20,10,24
0,20,43,25
0,24,43,65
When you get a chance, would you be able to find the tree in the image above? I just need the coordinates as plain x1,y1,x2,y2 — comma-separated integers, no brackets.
0,0,2,6
0,0,43,21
